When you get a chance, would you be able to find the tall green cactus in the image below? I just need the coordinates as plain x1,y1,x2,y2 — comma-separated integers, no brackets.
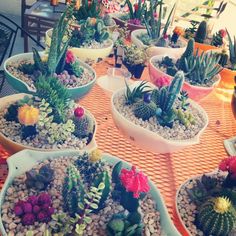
194,21,207,43
178,39,194,72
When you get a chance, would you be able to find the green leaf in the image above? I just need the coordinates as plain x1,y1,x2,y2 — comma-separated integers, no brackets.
90,203,98,209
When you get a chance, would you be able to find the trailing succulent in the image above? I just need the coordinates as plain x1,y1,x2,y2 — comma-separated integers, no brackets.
70,18,109,47
25,164,54,190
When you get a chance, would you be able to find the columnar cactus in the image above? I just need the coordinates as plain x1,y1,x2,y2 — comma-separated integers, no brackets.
194,21,207,44
197,197,236,236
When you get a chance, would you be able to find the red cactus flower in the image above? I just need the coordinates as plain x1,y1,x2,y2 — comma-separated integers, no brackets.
120,166,150,198
219,157,236,179
65,50,76,64
134,3,139,11
74,107,85,118
153,12,158,18
219,29,227,38
155,76,170,88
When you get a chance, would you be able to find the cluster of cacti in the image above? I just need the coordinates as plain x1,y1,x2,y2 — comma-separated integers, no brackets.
25,164,54,190
197,197,236,236
70,18,109,47
211,29,226,47
74,0,101,21
184,50,222,85
73,107,94,139
194,20,207,44
62,164,86,216
74,151,105,183
14,193,54,226
123,44,147,65
106,212,143,236
227,29,236,70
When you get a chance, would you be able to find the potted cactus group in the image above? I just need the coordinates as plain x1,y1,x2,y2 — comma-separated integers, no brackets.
4,3,96,99
0,76,96,154
176,156,236,236
149,39,222,101
0,149,180,235
111,71,208,153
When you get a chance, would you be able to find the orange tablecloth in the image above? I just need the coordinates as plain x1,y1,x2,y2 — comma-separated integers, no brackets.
0,58,236,235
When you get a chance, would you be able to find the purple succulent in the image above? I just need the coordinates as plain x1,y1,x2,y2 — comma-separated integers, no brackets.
22,213,35,225
42,203,50,210
14,205,24,216
22,202,32,213
33,205,40,214
15,200,26,207
38,193,51,206
27,195,38,205
37,211,49,222
47,207,55,216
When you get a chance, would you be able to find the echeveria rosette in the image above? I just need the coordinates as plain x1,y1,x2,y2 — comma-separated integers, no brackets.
219,157,236,187
120,166,150,198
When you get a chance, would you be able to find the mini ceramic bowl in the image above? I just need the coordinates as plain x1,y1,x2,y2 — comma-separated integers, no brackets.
97,68,132,97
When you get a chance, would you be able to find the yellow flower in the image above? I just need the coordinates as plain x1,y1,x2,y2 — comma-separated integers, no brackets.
89,149,102,162
214,197,231,214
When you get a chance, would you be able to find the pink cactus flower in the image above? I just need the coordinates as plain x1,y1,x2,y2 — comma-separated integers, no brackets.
155,76,170,88
65,50,76,64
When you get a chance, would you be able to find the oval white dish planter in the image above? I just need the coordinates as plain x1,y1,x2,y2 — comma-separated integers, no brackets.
45,29,114,62
0,93,97,154
0,149,181,236
3,52,97,99
111,82,209,154
149,54,221,101
131,29,187,58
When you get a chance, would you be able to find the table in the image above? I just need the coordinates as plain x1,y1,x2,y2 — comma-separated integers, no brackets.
0,58,236,235
23,0,66,52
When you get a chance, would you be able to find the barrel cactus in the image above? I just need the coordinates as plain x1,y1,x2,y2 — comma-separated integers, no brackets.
197,197,236,236
133,100,157,121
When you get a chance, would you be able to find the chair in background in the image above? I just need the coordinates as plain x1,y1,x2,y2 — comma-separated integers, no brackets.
0,13,45,97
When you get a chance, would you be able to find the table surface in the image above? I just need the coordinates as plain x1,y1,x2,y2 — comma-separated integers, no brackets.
0,57,236,235
25,0,66,19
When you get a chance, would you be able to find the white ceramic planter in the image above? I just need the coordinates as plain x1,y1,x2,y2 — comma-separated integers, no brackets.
45,29,114,62
0,94,97,154
131,29,187,58
3,52,97,99
111,82,209,154
0,149,181,236
149,54,221,101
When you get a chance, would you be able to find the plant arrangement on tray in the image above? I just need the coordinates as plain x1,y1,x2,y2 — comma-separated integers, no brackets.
176,156,236,236
113,71,207,140
0,76,95,150
6,2,95,91
152,38,223,87
1,150,162,235
122,43,147,79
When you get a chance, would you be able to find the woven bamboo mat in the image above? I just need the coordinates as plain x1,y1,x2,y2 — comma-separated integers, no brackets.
0,58,235,235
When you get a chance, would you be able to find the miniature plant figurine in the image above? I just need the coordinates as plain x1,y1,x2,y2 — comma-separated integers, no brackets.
196,197,236,236
14,193,54,225
211,29,226,47
226,30,236,70
25,164,54,190
194,20,207,44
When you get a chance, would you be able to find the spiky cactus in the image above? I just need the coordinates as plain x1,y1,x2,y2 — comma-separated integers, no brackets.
211,30,224,47
226,29,236,70
178,39,194,72
62,165,86,216
133,100,157,120
194,21,207,44
197,197,236,236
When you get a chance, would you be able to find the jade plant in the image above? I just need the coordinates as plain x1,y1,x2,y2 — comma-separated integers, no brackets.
70,17,110,48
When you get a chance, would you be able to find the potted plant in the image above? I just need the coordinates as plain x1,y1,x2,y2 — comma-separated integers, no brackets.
149,39,222,101
111,71,208,153
176,156,236,236
0,149,181,235
4,3,96,99
131,1,187,58
122,44,147,79
0,75,96,154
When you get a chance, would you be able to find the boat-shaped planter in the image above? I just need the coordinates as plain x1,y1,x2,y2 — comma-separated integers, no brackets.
0,149,181,236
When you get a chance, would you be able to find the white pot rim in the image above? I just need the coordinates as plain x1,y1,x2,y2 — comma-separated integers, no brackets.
149,54,221,90
111,82,209,146
3,52,97,92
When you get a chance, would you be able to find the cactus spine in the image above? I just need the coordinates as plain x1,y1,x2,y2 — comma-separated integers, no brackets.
197,197,236,236
133,101,157,120
195,21,207,44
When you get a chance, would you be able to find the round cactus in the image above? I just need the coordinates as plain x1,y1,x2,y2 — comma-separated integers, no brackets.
133,101,157,121
73,113,94,139
18,104,39,126
197,197,236,236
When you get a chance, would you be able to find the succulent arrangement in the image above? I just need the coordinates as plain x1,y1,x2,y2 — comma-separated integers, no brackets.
154,38,222,86
177,156,236,236
0,75,95,149
1,151,163,235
